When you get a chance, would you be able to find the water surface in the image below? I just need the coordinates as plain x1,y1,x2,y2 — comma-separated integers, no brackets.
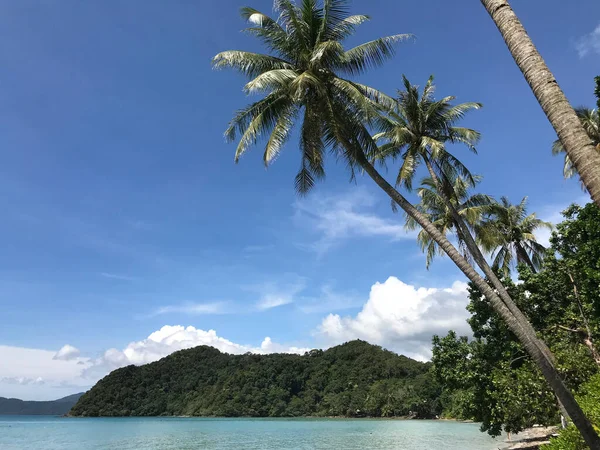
0,416,506,449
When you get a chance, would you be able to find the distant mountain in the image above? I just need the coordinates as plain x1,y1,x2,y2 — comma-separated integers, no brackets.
70,340,441,418
0,392,85,415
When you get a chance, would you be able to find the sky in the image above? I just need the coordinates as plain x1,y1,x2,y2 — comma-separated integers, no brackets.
0,0,598,400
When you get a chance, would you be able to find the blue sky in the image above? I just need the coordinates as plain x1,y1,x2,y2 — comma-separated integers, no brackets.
0,0,598,400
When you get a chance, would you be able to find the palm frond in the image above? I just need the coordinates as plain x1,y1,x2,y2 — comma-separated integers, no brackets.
295,160,316,195
225,93,286,142
212,51,293,79
244,69,298,93
325,15,370,41
344,80,397,112
233,96,291,161
319,0,351,41
336,34,413,75
300,102,326,180
447,127,481,152
264,103,298,165
331,78,378,120
274,0,307,54
441,102,483,124
396,150,417,191
240,9,294,60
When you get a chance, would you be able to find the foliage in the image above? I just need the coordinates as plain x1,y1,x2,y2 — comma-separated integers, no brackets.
213,0,410,194
475,196,552,277
542,374,600,450
69,340,441,418
433,203,600,437
405,175,493,268
372,75,481,192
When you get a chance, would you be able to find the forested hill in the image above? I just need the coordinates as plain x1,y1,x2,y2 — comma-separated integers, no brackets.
70,340,441,418
0,393,84,415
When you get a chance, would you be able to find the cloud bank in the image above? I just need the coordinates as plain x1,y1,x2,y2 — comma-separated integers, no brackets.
316,277,471,361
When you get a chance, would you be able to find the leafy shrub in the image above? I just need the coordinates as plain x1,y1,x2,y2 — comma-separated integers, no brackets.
542,374,600,450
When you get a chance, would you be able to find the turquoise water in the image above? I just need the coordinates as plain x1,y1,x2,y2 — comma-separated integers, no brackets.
0,416,506,449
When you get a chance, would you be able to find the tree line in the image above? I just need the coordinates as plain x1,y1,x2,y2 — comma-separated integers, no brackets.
70,340,441,418
432,202,600,449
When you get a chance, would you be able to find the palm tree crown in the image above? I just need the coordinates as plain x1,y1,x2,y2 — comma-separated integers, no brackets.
212,0,411,193
552,107,600,182
476,196,552,277
373,75,482,192
406,175,493,268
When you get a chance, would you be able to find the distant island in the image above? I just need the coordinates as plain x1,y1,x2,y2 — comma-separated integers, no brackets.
69,340,440,418
0,393,84,415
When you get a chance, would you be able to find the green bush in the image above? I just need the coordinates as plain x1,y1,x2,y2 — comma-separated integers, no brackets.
542,374,600,450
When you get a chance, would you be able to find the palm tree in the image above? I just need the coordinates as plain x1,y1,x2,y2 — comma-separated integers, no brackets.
476,197,552,277
213,1,599,444
552,107,600,185
406,175,493,268
374,76,578,431
372,77,538,349
372,75,496,274
374,75,481,192
480,0,600,212
213,0,409,193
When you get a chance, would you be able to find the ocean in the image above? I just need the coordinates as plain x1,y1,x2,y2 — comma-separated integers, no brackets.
0,416,506,449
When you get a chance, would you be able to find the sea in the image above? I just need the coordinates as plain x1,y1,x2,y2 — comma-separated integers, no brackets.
0,416,507,449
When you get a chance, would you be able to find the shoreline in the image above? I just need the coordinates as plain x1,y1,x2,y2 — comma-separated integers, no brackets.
64,414,470,421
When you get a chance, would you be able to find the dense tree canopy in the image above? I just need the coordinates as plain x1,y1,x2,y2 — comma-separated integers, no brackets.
70,340,440,419
433,203,600,437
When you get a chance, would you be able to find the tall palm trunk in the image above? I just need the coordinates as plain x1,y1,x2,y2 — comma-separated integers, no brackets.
421,156,551,358
356,153,600,449
480,0,600,207
421,156,572,422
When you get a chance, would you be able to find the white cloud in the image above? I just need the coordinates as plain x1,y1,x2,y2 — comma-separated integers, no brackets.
2,327,311,401
293,188,415,254
100,272,136,282
576,23,600,58
85,325,309,379
250,278,306,311
0,345,92,400
258,337,311,354
150,302,229,316
315,277,471,361
256,295,293,310
53,344,81,361
0,376,45,386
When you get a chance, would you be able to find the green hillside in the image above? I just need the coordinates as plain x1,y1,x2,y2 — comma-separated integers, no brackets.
70,340,440,418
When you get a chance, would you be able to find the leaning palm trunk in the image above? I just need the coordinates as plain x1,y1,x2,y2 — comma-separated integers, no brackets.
480,0,600,208
421,155,571,425
421,156,548,351
356,152,600,449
